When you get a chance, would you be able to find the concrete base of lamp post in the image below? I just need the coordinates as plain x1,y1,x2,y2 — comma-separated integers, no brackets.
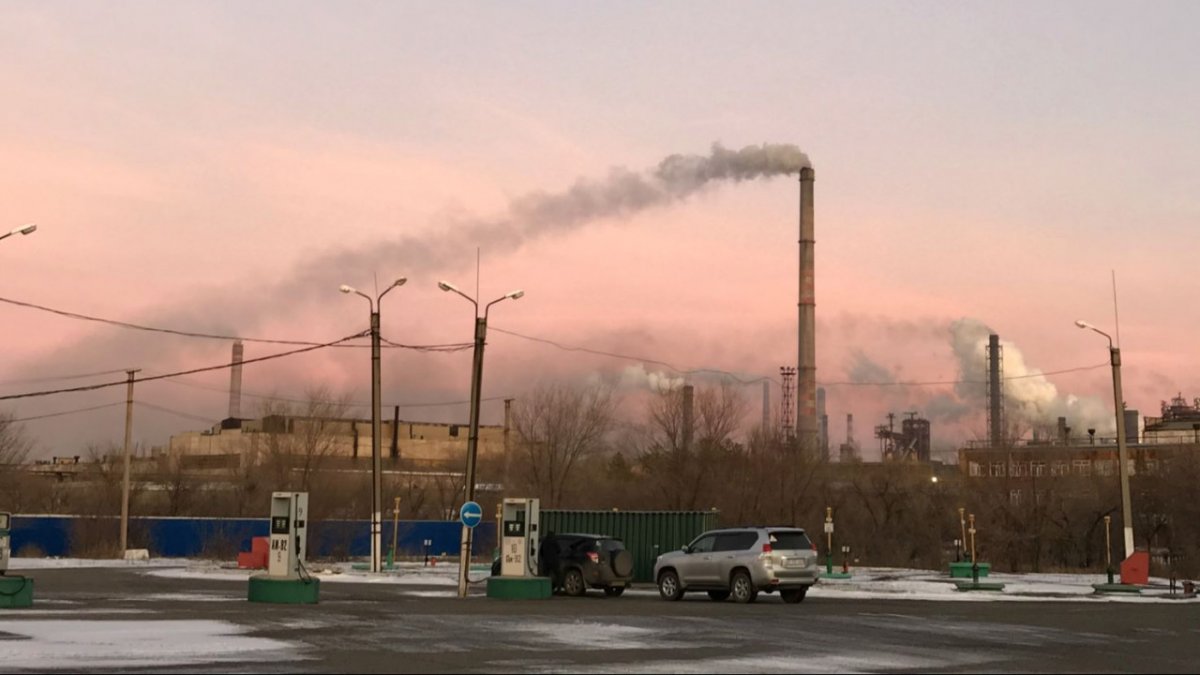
247,576,320,604
0,575,34,608
954,580,1006,592
949,561,991,578
486,576,553,600
1091,583,1142,594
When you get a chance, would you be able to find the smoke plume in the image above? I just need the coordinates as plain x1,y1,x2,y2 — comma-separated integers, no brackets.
6,143,810,454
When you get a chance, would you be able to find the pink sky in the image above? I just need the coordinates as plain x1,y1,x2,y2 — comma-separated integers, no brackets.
1,2,1197,461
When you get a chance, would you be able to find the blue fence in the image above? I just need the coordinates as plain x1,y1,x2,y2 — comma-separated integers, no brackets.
9,515,495,560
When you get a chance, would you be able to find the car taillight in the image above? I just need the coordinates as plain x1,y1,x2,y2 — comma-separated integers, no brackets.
811,541,818,553
587,552,600,563
762,543,772,554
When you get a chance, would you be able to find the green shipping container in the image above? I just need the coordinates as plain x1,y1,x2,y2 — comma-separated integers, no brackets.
540,510,720,583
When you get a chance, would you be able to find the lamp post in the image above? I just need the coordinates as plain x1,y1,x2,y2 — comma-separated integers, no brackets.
0,223,37,243
1075,319,1135,559
439,279,523,599
341,277,407,573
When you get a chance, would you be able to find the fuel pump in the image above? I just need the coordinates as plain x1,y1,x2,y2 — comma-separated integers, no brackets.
486,498,552,599
248,492,320,604
0,512,34,608
500,498,540,577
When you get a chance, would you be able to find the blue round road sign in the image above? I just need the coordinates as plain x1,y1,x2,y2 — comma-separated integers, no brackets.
460,501,483,528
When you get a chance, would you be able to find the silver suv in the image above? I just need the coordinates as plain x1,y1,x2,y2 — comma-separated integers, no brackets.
654,527,819,603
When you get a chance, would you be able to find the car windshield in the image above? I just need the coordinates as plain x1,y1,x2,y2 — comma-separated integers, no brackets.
768,531,812,551
598,539,625,551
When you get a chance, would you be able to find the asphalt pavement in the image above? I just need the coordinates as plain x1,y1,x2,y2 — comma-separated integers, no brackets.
2,567,1196,673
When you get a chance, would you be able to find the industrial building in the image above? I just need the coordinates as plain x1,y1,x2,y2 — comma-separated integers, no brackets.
874,412,932,463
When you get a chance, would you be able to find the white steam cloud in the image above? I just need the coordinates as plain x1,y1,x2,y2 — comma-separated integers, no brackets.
950,318,1113,435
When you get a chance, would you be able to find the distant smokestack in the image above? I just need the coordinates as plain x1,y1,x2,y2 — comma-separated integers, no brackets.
987,334,1003,447
682,384,694,451
846,413,854,447
797,167,817,454
761,381,770,431
228,340,244,419
817,387,828,461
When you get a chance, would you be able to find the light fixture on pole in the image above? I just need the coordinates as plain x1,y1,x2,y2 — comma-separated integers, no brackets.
1075,319,1135,559
438,279,524,599
341,277,407,574
0,223,37,243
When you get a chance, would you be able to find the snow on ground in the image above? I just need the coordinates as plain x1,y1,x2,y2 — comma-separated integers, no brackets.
13,556,1198,603
0,619,305,671
8,557,189,570
144,560,477,586
810,567,1198,603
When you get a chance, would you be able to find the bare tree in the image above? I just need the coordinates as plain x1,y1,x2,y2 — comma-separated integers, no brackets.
0,411,33,509
639,381,746,510
510,382,618,507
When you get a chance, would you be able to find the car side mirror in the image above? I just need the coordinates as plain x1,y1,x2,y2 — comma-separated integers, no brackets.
681,545,690,554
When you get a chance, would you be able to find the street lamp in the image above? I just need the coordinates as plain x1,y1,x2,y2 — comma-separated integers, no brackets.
439,279,524,599
0,223,37,243
341,277,407,574
1075,319,1135,559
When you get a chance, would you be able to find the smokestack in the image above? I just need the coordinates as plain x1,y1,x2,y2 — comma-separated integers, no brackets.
846,413,854,447
797,167,817,454
761,381,770,431
987,334,1002,447
228,340,244,420
817,387,828,461
682,384,694,451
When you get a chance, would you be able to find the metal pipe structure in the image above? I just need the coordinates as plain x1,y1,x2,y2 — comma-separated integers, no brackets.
119,368,139,555
797,168,818,454
341,279,407,574
439,281,523,599
1076,320,1135,558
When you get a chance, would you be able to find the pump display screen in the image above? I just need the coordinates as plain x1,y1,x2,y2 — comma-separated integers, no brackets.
503,519,525,537
271,516,290,534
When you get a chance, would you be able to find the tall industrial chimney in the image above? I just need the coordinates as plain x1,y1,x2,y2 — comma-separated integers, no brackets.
797,167,818,454
228,340,244,420
761,380,770,431
817,387,828,461
986,334,1003,447
682,384,694,452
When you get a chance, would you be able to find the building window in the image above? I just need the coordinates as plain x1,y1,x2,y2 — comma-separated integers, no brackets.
1051,461,1068,477
1034,490,1046,506
1146,459,1159,474
968,462,982,477
1009,489,1022,506
1010,463,1026,477
1073,459,1092,477
1096,460,1114,476
990,462,1006,477
1032,462,1046,477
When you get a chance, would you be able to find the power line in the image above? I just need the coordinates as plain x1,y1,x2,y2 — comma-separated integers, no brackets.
0,295,468,351
0,332,367,402
0,368,133,386
157,376,510,410
490,325,1109,388
6,401,125,423
489,326,771,385
135,401,220,424
815,363,1109,387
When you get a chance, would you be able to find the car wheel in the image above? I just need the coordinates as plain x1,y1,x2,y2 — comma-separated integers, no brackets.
730,570,758,604
658,570,684,601
563,569,586,597
603,586,626,597
707,590,730,602
781,588,808,604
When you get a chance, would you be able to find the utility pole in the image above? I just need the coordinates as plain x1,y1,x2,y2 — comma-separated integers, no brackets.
370,308,383,573
119,368,139,555
458,314,487,599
